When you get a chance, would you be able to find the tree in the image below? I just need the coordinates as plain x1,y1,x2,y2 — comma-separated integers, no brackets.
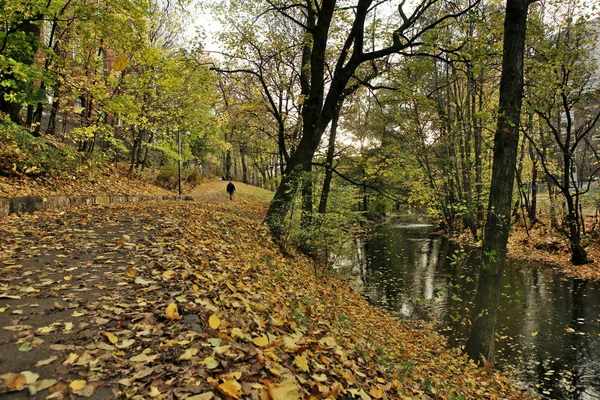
466,0,536,365
524,14,600,265
0,0,51,123
259,0,481,240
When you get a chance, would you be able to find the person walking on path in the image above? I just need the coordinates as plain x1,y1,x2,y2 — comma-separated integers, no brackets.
226,181,236,200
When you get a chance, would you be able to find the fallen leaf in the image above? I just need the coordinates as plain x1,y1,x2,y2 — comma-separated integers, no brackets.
187,393,214,400
116,338,135,349
369,386,385,399
63,353,79,365
149,386,161,397
217,379,243,399
201,356,219,369
162,270,175,280
208,314,220,329
252,335,269,347
37,325,55,334
178,347,198,361
104,332,118,344
294,354,309,372
18,342,32,352
4,373,27,390
165,302,181,320
69,380,86,391
267,379,302,400
35,356,58,367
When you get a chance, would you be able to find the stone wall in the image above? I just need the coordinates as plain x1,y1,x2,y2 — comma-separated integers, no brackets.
0,194,193,218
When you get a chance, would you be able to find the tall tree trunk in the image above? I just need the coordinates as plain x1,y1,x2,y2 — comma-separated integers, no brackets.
475,68,485,226
241,148,249,184
225,149,232,180
466,0,533,365
564,190,588,264
301,161,313,229
528,139,538,224
318,110,339,214
46,89,60,135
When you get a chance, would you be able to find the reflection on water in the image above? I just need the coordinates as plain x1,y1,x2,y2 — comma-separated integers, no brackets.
339,219,600,399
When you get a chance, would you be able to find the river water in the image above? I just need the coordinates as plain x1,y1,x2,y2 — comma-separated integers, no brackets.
338,219,600,399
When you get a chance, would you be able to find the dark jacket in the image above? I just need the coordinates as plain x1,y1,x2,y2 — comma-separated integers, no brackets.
226,182,236,193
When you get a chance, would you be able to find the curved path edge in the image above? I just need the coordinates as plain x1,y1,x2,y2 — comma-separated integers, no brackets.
0,194,194,218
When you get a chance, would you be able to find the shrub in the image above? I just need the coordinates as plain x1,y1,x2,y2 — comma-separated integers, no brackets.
0,117,80,177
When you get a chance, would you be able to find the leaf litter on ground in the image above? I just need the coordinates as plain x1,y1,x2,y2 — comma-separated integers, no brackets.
0,182,535,399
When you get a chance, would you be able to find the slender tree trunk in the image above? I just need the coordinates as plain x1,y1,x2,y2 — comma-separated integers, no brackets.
528,141,538,224
475,68,485,226
466,0,533,365
301,160,313,229
141,131,154,171
46,91,60,135
225,149,232,180
564,191,588,264
241,149,249,184
318,110,339,214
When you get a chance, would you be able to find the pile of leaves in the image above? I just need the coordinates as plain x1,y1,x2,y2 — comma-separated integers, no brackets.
0,196,532,399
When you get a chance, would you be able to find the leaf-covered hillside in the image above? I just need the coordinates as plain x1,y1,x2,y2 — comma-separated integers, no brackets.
0,190,532,399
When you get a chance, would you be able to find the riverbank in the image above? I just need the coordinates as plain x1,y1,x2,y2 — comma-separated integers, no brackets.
445,215,600,281
0,181,533,398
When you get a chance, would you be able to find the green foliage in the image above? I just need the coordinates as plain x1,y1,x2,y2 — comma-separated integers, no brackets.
286,178,366,269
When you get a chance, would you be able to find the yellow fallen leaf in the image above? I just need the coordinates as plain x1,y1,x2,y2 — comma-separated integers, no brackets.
226,282,237,293
319,336,337,347
208,314,220,329
72,310,85,317
64,275,72,281
63,353,79,365
104,332,118,344
124,267,136,279
294,354,309,372
37,325,55,334
531,331,539,337
149,386,161,398
283,336,299,351
201,356,219,369
165,302,181,320
69,380,86,391
187,393,214,400
162,270,175,280
35,355,58,367
64,322,73,332
267,379,301,400
370,386,385,399
217,379,242,399
252,335,269,347
178,347,198,361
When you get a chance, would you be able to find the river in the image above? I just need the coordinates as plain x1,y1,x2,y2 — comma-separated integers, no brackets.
338,218,600,399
